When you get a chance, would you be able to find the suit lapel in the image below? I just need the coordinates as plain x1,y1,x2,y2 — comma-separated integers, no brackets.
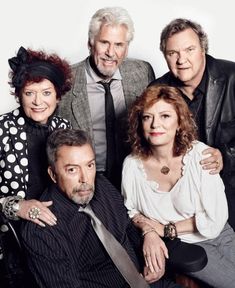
71,61,94,140
120,61,144,108
205,56,226,143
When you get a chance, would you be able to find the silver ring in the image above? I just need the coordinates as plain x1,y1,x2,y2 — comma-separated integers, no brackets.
28,207,41,219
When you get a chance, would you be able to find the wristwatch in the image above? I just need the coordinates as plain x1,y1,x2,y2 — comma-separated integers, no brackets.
2,196,23,220
12,199,21,213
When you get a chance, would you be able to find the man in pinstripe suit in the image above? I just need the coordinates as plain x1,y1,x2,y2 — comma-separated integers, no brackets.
22,129,181,288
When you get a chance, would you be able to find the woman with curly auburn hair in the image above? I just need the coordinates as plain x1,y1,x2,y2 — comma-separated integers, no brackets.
0,46,73,287
122,84,235,288
128,84,197,158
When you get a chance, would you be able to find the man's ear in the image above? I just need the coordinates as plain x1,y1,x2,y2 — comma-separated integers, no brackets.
88,40,92,52
48,167,56,183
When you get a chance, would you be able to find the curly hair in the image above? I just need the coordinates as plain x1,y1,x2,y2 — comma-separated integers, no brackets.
128,84,197,158
9,47,73,101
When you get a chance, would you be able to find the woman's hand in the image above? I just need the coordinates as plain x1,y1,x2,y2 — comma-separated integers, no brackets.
17,199,57,227
143,231,168,274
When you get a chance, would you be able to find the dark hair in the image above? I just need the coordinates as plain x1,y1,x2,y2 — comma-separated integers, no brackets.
128,84,197,158
46,129,92,170
8,46,73,101
160,18,208,54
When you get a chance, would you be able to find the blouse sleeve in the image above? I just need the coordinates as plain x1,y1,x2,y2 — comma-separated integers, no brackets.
194,146,228,239
121,156,140,218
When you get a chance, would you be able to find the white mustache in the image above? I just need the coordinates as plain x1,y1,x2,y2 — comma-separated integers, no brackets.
102,57,117,61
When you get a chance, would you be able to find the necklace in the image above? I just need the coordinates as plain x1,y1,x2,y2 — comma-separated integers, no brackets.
160,166,170,175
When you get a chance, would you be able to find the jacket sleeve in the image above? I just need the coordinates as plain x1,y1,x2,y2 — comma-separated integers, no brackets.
146,61,155,83
22,225,82,288
220,119,235,176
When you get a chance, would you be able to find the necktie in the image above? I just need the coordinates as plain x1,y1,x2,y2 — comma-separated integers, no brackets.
79,204,149,288
99,81,117,179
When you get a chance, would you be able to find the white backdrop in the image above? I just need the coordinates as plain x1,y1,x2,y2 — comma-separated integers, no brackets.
1,0,234,114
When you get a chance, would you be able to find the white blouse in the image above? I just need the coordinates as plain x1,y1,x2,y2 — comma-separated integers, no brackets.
121,141,228,243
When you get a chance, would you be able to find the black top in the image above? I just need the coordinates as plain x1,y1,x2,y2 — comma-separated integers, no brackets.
180,70,207,142
25,112,51,200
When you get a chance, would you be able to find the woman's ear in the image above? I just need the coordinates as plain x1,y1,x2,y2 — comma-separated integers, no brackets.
48,167,56,183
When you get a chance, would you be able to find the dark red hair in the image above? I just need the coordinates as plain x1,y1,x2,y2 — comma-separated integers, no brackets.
128,84,198,158
9,47,73,101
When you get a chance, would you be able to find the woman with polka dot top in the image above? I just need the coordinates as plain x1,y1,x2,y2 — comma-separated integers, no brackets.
0,46,73,287
0,46,73,226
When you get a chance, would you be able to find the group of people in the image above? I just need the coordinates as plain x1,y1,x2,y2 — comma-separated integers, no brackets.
0,6,234,288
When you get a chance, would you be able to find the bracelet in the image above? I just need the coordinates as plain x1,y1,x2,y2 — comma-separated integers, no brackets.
164,221,177,240
2,196,23,221
142,228,157,237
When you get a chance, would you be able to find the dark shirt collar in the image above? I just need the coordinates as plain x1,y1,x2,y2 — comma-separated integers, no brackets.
193,68,207,97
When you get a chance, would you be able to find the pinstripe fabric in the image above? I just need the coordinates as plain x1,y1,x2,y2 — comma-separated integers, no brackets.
79,204,149,288
21,175,142,288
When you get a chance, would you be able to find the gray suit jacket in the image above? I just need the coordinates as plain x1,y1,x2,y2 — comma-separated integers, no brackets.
57,57,155,141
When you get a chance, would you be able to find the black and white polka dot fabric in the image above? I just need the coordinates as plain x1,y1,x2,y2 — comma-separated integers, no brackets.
0,108,71,199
